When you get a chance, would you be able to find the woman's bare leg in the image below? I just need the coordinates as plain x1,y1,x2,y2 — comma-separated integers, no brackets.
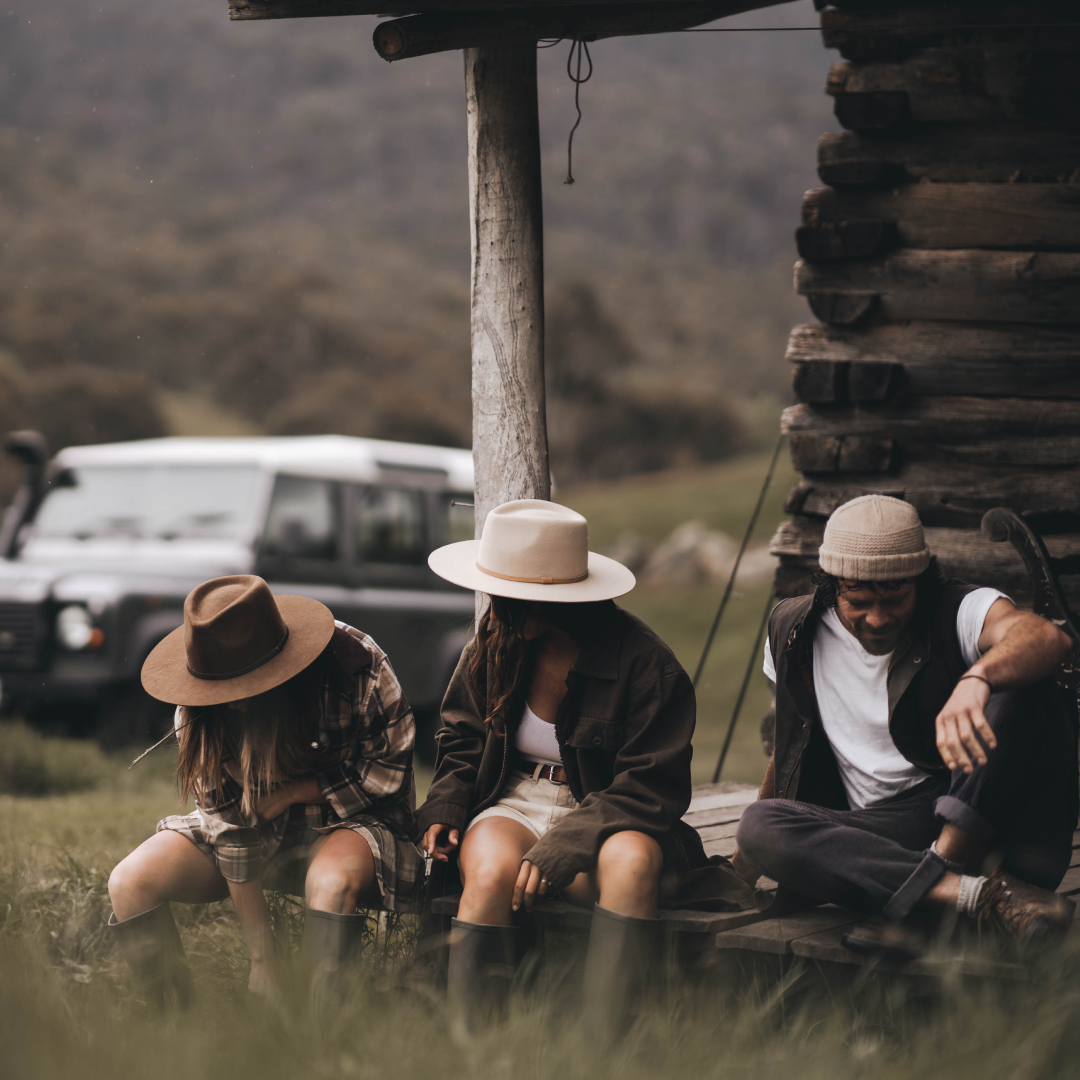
563,830,663,919
458,817,537,925
305,829,380,913
109,831,228,921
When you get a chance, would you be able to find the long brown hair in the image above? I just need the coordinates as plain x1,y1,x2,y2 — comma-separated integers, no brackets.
468,597,614,728
469,595,532,729
176,662,321,819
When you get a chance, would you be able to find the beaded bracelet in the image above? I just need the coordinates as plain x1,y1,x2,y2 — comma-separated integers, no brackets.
959,673,993,693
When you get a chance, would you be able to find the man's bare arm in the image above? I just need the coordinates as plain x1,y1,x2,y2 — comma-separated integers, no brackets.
973,599,1074,689
937,600,1074,774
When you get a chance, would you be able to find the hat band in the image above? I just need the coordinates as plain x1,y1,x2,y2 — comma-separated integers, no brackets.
187,627,290,681
475,560,588,586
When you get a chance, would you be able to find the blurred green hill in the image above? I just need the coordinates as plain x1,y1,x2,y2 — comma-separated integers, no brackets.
0,0,830,480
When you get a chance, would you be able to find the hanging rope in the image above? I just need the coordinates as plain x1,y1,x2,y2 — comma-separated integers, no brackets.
563,39,592,185
712,587,774,784
691,432,784,688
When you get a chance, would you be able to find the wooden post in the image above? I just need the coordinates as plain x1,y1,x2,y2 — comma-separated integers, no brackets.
465,43,550,545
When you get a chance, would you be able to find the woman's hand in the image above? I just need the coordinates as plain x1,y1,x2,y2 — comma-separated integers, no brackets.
935,675,996,774
255,778,324,823
255,783,296,823
422,823,459,863
512,860,550,912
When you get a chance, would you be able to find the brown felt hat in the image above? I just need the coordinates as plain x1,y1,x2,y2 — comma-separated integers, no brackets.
141,575,335,707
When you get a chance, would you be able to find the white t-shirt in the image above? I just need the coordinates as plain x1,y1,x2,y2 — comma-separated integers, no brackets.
762,587,1008,809
515,701,562,767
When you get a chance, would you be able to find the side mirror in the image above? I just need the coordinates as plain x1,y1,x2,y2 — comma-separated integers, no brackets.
4,430,48,469
49,466,78,489
0,430,49,558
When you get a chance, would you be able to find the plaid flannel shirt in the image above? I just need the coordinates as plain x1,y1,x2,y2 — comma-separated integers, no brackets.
187,622,419,885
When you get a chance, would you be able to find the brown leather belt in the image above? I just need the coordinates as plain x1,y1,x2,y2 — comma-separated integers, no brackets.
516,758,568,785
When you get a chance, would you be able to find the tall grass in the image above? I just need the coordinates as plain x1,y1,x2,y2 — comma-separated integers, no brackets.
0,728,1078,1079
0,719,113,796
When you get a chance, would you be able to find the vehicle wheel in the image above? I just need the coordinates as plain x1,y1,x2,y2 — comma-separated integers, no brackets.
95,683,175,751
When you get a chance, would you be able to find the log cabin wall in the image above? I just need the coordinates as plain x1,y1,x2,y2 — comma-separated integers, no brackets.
770,0,1080,608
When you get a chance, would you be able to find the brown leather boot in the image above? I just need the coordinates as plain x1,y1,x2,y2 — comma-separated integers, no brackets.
974,873,1076,943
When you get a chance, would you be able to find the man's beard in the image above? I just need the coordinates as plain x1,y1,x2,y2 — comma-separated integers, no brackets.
840,616,904,656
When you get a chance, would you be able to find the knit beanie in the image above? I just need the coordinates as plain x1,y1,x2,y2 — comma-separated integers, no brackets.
818,495,931,581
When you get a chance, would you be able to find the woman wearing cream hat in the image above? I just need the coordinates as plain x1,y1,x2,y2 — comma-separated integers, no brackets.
420,500,754,1038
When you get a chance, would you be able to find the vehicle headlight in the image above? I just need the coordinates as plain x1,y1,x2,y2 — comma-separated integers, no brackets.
57,605,95,650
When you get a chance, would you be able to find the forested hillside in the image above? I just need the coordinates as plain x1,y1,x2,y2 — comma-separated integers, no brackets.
0,0,831,482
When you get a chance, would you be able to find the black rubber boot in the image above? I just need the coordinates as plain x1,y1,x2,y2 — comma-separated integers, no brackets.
446,917,519,1036
109,903,195,1010
302,908,369,979
581,904,661,1044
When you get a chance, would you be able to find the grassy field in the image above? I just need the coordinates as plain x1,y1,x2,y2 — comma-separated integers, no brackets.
3,723,1080,1079
562,450,798,786
5,453,1080,1078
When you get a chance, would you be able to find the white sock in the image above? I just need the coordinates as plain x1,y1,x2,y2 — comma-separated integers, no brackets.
957,874,988,916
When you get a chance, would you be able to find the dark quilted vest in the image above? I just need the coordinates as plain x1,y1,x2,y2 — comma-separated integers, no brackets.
768,580,978,808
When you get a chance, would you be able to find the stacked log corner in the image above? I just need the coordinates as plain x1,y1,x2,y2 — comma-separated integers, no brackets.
772,2,1080,607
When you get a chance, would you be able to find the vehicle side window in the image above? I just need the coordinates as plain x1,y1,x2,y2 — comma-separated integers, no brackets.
262,476,340,561
353,486,427,566
440,492,475,544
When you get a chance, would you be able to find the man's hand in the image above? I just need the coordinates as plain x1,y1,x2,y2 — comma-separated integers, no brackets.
935,676,995,774
512,860,550,912
422,823,460,863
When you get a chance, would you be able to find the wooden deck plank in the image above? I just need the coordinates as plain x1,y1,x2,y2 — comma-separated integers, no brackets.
682,809,747,830
429,894,771,935
715,907,863,955
686,788,757,814
1058,866,1080,894
701,838,738,859
694,821,741,844
791,924,1027,980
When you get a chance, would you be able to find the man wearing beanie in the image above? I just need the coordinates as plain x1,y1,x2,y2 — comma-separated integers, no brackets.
733,495,1078,945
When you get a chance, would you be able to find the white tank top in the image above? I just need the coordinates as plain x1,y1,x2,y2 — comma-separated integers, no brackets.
515,701,562,767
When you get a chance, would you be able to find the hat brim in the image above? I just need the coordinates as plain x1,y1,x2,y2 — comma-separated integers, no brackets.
140,594,336,707
428,540,636,603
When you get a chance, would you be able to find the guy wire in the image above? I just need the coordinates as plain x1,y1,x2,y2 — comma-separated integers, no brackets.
691,431,783,688
712,587,773,784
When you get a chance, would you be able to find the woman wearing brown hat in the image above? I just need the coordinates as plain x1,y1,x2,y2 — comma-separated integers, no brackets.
107,575,422,1005
420,500,754,1037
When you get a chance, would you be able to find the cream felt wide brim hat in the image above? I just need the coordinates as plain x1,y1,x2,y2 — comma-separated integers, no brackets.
428,499,636,603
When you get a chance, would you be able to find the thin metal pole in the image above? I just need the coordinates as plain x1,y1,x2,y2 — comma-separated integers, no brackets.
712,587,774,784
692,433,784,688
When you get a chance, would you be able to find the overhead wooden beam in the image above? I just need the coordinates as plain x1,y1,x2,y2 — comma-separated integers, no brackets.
465,44,550,545
374,1,740,61
230,0,786,21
